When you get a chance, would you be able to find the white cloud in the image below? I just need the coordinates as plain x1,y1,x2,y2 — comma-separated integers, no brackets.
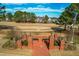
6,7,64,13
25,7,64,12
12,3,23,5
13,7,24,10
36,5,45,8
6,8,13,12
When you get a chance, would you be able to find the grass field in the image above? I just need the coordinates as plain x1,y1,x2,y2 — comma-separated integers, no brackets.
0,21,60,33
0,21,59,27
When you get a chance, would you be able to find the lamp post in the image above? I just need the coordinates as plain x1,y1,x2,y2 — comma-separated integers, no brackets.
70,11,78,44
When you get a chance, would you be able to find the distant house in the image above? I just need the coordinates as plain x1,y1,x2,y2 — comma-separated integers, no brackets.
48,18,52,23
36,16,54,23
51,17,59,24
36,17,44,23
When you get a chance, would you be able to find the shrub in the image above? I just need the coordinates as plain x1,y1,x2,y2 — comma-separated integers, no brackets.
54,40,60,46
2,29,21,49
65,43,76,50
2,40,17,49
21,40,28,46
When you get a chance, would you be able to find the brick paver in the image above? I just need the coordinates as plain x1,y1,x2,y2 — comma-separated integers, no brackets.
32,40,49,56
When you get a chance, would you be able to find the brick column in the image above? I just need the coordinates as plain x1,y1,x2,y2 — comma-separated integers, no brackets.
54,33,58,40
28,36,32,49
39,38,43,48
60,40,65,50
49,36,54,50
22,34,27,40
16,40,22,48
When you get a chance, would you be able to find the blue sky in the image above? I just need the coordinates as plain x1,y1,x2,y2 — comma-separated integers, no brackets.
4,3,70,18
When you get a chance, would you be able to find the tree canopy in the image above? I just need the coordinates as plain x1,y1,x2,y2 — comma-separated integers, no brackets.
13,11,36,23
43,15,49,23
59,3,79,25
0,3,6,21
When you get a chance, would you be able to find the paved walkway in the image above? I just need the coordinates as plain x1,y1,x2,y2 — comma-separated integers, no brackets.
32,40,49,56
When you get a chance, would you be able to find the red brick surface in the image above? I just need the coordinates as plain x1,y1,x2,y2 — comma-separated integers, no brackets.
16,40,22,48
54,46,59,50
60,40,65,50
28,36,33,49
16,34,65,55
49,36,54,50
32,39,49,56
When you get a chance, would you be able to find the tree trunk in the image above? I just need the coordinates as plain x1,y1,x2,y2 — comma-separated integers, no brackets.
64,24,67,30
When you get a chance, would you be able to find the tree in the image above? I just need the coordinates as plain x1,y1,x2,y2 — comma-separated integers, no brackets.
14,11,24,22
59,3,79,30
22,11,28,22
6,13,13,21
13,11,36,23
43,15,49,23
0,3,6,21
29,13,36,23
